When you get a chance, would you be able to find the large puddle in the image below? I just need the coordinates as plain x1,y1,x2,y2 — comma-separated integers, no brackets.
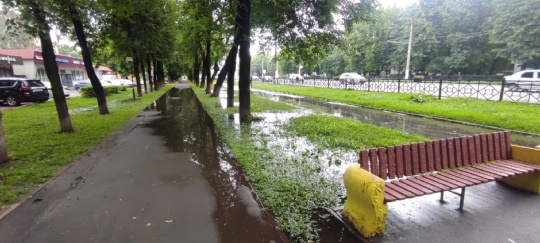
251,89,540,147
149,87,539,242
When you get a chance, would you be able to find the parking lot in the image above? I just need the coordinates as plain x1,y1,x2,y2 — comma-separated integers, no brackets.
0,89,80,112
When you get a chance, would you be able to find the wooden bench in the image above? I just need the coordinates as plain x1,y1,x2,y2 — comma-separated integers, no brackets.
341,131,540,237
357,131,540,210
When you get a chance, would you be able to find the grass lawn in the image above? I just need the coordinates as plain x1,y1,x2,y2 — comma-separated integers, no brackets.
192,84,427,241
252,83,540,134
0,85,173,204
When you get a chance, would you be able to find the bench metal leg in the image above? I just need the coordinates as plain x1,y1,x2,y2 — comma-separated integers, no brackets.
440,191,444,202
459,187,466,211
440,188,466,210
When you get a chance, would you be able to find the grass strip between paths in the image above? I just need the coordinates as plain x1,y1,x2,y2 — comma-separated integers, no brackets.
192,84,428,242
252,82,540,134
0,85,173,204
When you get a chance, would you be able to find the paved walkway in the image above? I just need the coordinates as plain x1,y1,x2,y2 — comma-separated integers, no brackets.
0,83,286,243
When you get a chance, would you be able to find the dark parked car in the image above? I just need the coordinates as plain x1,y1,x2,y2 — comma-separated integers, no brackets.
75,80,92,91
0,78,49,106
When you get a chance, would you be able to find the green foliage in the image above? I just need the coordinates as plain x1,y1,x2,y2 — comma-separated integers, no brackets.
192,83,426,241
79,86,123,98
0,85,174,204
410,93,433,103
287,114,427,150
253,83,540,134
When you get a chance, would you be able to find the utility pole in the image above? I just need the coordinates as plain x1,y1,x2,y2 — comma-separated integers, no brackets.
405,18,413,80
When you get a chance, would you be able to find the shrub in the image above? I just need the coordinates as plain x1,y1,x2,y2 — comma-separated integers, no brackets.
410,93,433,103
80,86,122,98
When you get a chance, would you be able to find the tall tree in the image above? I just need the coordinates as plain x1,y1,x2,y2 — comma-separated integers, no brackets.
2,0,74,132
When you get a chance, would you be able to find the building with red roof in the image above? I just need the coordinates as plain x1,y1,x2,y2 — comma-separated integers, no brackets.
0,49,113,87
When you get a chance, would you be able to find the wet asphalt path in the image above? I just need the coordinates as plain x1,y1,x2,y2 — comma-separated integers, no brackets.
0,83,284,243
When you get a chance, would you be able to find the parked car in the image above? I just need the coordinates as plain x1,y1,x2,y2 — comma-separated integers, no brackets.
116,79,134,87
41,81,70,97
251,75,260,81
289,74,304,82
75,80,92,91
0,78,49,106
262,75,274,82
339,72,366,84
504,70,540,91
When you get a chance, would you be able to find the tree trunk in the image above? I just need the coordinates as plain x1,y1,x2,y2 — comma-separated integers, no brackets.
30,0,73,132
205,40,212,94
193,53,200,86
237,0,251,122
200,47,207,89
68,5,109,115
147,56,153,92
227,47,237,108
154,59,159,91
133,50,143,96
488,57,499,76
158,60,165,88
0,112,9,164
140,55,148,94
211,45,237,97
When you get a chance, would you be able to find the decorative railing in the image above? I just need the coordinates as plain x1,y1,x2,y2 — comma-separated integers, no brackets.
257,77,540,104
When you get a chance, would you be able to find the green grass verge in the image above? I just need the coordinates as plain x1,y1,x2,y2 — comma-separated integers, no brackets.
0,85,174,203
287,114,427,150
192,84,427,242
252,83,540,134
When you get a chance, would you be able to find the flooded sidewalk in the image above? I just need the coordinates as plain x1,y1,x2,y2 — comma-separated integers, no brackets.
0,83,286,243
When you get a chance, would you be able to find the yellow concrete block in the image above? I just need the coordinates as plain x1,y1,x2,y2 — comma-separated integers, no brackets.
342,166,388,237
501,145,540,194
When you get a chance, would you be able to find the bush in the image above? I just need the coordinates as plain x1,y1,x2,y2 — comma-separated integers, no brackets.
80,86,123,98
410,93,433,103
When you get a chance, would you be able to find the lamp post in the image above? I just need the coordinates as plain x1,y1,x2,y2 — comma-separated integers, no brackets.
405,18,413,80
126,57,135,101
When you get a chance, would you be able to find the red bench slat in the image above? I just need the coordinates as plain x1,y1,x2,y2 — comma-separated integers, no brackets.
414,176,453,191
494,161,533,173
433,141,442,171
399,179,435,194
468,136,477,165
503,160,540,171
395,145,404,178
493,132,501,160
499,132,507,160
468,167,506,179
446,170,489,184
448,138,456,169
369,148,379,177
359,150,369,170
385,182,418,198
389,181,425,197
411,143,420,175
384,185,407,201
428,173,467,188
378,148,388,180
455,167,497,180
487,163,528,174
440,139,449,169
408,177,444,192
436,172,477,186
472,165,512,178
426,141,435,172
461,136,470,166
504,131,512,158
387,146,397,179
403,144,412,176
474,135,482,163
487,133,495,161
454,137,463,167
481,134,488,162
419,142,427,173
384,191,398,202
